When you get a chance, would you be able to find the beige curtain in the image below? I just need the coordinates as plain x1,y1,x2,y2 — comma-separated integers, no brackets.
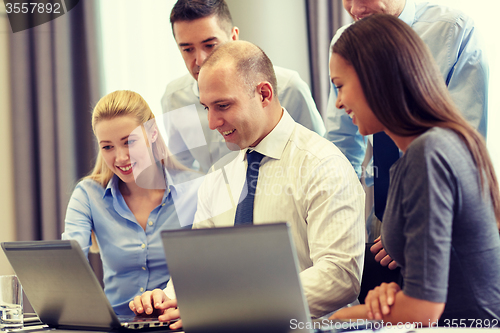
306,0,351,115
8,0,102,241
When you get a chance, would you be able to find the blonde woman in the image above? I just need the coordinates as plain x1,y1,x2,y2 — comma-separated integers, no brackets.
63,90,202,315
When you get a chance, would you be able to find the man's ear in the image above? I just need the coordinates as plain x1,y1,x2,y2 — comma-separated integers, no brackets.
231,26,239,40
257,82,273,108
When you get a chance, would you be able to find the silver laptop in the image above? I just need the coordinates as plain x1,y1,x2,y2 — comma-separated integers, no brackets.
1,240,169,331
161,223,313,333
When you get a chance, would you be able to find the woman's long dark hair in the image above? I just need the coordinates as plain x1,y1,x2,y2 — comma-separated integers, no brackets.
333,14,500,229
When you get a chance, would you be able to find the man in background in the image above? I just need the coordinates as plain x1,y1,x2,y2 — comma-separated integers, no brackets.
164,0,325,173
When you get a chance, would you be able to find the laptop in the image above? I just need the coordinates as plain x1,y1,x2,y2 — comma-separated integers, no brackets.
1,240,170,331
160,222,314,333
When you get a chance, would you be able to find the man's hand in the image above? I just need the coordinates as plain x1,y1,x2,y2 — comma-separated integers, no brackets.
129,289,183,330
364,282,401,320
370,236,398,270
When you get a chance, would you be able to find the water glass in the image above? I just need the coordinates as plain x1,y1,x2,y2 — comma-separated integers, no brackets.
0,275,23,330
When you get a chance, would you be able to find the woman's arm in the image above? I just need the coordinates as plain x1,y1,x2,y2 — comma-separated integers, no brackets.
62,182,93,255
331,289,444,325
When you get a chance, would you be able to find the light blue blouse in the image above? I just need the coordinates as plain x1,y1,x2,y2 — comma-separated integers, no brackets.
62,168,203,315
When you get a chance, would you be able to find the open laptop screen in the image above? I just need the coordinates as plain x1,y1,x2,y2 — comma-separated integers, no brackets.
1,240,165,330
161,223,312,333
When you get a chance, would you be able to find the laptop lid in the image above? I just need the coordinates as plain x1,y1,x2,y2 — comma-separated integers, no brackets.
161,223,313,333
1,240,164,331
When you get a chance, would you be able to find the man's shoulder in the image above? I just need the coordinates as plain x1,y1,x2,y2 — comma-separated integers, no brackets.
285,125,358,182
415,2,472,26
330,24,352,48
273,65,304,93
289,124,346,161
273,65,298,79
162,74,199,111
164,73,196,97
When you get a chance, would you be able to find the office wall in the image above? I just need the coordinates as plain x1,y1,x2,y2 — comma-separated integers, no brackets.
226,0,311,87
99,0,186,119
0,7,15,275
100,0,312,125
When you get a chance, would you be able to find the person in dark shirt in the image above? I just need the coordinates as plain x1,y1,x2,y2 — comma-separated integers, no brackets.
329,14,500,325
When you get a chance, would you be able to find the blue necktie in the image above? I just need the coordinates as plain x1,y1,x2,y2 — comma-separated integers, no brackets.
234,150,265,225
373,132,400,221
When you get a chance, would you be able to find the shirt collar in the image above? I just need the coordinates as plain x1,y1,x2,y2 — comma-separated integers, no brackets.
103,166,193,201
246,108,295,160
398,0,415,26
103,175,120,199
193,80,199,98
164,166,187,197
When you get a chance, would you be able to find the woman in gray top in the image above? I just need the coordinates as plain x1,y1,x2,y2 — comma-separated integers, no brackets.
329,14,500,325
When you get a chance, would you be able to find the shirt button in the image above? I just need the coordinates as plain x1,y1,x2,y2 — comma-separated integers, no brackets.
142,267,146,271
140,287,144,292
161,203,165,207
148,221,153,226
141,244,146,249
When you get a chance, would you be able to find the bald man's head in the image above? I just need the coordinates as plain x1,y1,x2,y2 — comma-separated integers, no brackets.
198,41,283,150
202,40,278,98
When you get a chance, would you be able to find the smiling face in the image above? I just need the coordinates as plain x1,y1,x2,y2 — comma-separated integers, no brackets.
173,15,238,81
199,62,271,150
330,53,384,136
342,0,405,21
95,115,155,184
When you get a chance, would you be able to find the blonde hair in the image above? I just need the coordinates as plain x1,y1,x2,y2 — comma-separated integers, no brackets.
85,90,187,187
